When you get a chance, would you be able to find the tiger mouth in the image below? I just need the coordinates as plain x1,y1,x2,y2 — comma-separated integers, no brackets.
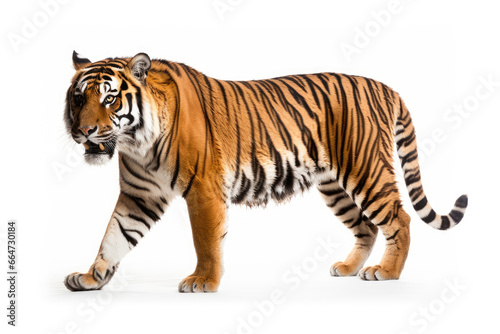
83,140,116,157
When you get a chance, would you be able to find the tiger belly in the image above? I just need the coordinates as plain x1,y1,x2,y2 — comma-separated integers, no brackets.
226,150,333,206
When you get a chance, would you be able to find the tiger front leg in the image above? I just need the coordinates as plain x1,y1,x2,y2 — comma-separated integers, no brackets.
64,192,166,291
178,182,227,293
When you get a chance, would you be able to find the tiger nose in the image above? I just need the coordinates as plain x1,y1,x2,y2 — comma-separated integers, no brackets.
79,126,98,137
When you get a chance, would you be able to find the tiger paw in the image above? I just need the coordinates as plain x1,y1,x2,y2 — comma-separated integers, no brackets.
64,260,117,291
64,272,101,291
358,265,400,281
330,261,360,277
178,275,219,293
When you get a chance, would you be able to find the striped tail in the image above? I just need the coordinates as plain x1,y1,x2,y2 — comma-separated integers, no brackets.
395,99,468,230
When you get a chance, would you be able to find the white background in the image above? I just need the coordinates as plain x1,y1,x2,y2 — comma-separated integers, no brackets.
1,0,499,333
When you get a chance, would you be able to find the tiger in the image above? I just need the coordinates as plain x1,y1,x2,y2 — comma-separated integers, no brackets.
63,51,468,293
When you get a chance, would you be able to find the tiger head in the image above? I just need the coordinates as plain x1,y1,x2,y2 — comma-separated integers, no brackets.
65,51,152,165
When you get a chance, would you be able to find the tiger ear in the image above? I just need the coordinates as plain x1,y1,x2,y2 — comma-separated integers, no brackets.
72,51,91,70
128,53,151,84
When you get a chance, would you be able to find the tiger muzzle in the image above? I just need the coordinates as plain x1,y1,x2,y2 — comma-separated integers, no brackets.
83,140,116,157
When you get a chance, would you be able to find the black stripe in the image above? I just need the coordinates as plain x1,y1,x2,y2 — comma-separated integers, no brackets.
103,269,111,280
331,73,349,178
401,149,418,166
361,174,393,210
440,216,451,230
159,59,181,76
215,80,231,121
122,192,160,222
336,203,357,216
121,224,144,239
413,197,428,211
253,164,267,198
80,75,98,82
170,151,180,189
151,133,170,172
316,73,331,94
405,171,421,186
268,137,284,189
408,186,423,202
182,156,199,198
279,79,316,118
117,219,138,247
234,114,241,183
135,91,144,129
396,129,415,148
128,213,151,229
318,187,344,196
348,218,362,229
301,75,323,109
120,80,129,90
121,156,160,190
233,173,251,204
116,92,135,127
283,161,295,195
125,93,133,113
254,84,293,149
120,171,149,191
376,213,392,226
422,210,436,224
351,126,378,200
449,210,464,223
385,229,400,241
280,76,307,92
82,68,104,76
327,194,348,208
92,268,103,282
155,201,165,214
318,179,335,186
368,202,389,221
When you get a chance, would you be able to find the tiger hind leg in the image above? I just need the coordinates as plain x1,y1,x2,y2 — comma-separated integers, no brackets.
352,170,411,281
318,179,378,277
358,206,410,281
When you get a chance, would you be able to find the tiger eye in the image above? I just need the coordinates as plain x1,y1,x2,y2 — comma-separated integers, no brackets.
105,95,115,103
74,95,83,105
